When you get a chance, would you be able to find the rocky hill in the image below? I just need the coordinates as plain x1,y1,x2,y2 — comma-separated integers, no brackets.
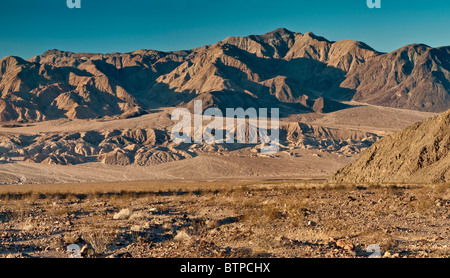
329,109,450,184
0,119,379,167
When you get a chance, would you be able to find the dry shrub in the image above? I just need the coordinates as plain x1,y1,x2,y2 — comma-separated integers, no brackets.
174,230,192,244
82,229,116,256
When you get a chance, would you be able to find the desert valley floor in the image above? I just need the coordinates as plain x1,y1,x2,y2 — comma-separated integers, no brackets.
0,103,436,184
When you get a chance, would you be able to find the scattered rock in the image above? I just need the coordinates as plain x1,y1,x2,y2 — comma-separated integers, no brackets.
307,221,317,227
113,208,132,220
63,233,82,244
336,239,355,251
129,211,148,220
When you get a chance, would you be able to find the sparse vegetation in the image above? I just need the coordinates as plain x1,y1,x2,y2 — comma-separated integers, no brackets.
82,229,116,256
0,181,448,258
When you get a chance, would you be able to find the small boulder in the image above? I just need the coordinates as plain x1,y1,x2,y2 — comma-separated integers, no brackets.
113,208,132,220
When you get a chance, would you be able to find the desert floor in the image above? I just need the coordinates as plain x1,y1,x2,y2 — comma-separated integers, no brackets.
0,179,448,258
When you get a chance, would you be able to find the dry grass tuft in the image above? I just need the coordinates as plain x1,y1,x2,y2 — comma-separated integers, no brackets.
82,229,116,256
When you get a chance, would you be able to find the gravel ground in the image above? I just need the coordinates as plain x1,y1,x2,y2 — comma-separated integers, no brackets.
0,182,449,258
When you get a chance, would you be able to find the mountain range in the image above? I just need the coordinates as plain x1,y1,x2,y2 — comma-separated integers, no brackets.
0,28,449,123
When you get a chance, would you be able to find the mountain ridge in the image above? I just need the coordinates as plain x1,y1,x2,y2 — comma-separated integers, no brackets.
0,28,449,123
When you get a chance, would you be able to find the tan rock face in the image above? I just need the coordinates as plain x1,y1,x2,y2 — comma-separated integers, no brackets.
330,109,450,184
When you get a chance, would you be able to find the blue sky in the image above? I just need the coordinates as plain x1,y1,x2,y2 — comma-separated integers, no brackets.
0,0,449,59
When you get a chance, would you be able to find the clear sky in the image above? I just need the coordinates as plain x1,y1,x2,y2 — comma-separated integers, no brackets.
0,0,449,59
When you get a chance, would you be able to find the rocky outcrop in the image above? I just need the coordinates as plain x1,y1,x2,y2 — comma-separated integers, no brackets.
329,110,450,184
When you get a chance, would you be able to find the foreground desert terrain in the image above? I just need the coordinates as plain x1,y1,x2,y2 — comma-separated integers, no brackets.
1,103,447,258
0,180,448,258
